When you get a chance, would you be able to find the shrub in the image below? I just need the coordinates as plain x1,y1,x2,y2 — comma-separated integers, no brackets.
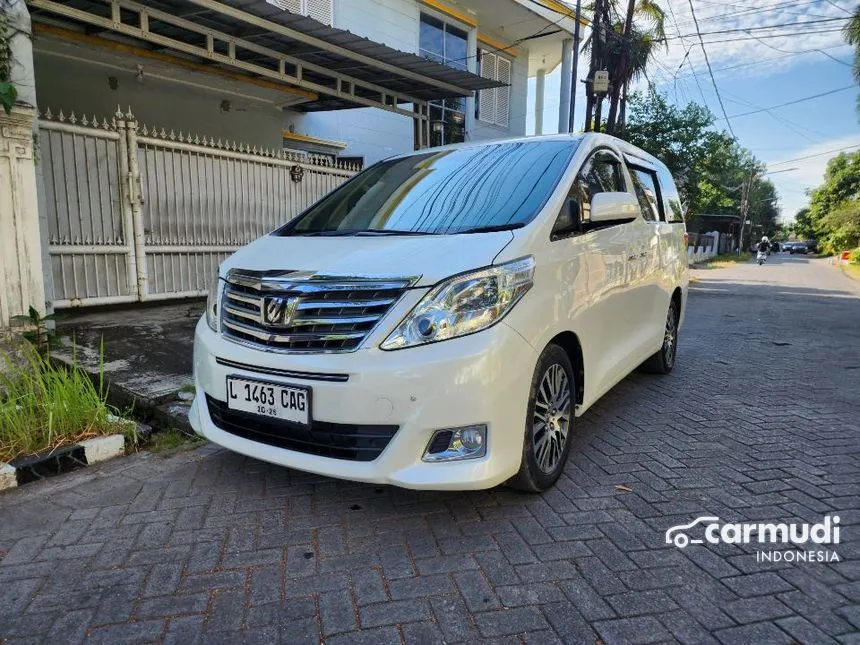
850,248,860,266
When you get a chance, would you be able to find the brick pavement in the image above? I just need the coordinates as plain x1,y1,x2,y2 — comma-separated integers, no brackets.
1,254,858,644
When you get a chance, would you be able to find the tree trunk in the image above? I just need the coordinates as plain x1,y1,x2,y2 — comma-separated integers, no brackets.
594,95,604,131
584,0,604,132
584,92,595,131
608,0,636,134
619,80,629,132
606,88,620,135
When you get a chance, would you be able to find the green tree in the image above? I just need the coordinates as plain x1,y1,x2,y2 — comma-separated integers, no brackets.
806,151,860,252
792,207,816,239
623,89,780,236
845,6,860,116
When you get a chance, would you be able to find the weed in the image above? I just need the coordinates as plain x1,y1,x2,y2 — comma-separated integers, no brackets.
0,345,125,462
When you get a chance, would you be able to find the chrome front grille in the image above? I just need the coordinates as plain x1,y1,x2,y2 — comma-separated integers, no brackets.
220,272,410,353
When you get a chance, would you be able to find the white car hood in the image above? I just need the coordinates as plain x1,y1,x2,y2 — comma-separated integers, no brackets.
220,231,515,287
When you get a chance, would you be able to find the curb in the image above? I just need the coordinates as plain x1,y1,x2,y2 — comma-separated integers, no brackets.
49,353,193,435
0,433,126,491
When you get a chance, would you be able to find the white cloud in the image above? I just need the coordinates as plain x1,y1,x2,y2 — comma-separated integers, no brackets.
764,134,860,221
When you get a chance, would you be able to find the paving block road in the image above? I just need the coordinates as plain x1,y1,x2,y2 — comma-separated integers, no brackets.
1,254,859,644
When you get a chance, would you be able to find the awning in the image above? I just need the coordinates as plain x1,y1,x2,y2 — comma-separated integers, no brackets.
27,0,505,114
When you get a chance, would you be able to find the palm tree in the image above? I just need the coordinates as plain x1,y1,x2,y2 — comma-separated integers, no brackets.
845,5,860,83
582,0,666,134
844,6,860,119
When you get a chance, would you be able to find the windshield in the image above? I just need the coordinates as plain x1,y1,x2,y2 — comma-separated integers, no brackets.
277,140,579,236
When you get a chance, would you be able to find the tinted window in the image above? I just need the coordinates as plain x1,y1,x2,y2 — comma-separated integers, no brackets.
629,167,663,222
280,141,579,236
572,151,623,223
655,165,684,222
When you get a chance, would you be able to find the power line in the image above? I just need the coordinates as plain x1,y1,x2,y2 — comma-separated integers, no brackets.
695,27,846,44
769,144,860,165
738,31,853,67
719,85,856,119
665,0,711,108
822,0,852,14
666,16,849,40
686,0,735,138
673,0,834,29
673,45,851,81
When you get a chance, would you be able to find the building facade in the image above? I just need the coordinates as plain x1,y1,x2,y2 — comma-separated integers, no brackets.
33,0,580,166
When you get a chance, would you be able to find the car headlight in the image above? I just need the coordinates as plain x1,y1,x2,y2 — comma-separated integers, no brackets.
380,256,535,350
206,277,223,332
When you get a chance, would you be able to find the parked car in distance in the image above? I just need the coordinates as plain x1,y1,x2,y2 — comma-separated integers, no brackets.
191,133,689,492
804,240,818,254
789,242,808,255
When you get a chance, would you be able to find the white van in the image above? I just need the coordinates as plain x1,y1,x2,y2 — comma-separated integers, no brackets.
190,133,688,492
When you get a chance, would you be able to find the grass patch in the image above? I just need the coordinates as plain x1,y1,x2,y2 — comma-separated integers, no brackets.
179,384,195,394
0,346,124,463
146,429,205,454
694,252,751,269
840,264,860,281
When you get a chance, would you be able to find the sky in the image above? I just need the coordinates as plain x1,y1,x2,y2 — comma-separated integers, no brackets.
525,0,859,224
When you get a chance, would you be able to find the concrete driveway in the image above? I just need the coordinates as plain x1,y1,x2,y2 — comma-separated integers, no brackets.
1,255,858,644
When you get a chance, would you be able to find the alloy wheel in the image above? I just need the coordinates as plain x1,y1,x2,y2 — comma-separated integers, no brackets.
664,304,678,367
532,363,572,474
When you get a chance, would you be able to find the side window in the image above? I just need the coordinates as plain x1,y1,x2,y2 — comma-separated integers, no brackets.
577,151,623,223
629,166,663,222
656,166,684,223
552,150,623,236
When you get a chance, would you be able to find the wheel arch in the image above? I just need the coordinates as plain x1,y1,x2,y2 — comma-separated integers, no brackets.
547,331,584,406
671,286,682,320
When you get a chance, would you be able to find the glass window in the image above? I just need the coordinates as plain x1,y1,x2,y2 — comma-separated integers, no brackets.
569,151,623,224
420,13,470,146
629,167,663,222
279,141,579,236
656,165,684,222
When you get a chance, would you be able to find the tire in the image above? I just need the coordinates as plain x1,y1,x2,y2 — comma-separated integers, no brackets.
507,344,575,493
640,299,679,375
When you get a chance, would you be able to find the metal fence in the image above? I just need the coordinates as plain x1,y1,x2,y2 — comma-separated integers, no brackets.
39,108,358,308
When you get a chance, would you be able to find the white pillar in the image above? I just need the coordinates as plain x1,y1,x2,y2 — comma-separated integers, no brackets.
464,28,478,140
535,69,546,135
7,0,53,317
558,38,573,133
0,106,45,327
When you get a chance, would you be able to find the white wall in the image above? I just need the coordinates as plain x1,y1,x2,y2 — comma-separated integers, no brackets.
33,52,286,150
285,0,421,163
285,0,533,165
468,47,529,144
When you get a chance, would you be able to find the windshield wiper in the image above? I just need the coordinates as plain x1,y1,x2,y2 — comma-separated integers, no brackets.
459,223,525,234
354,229,435,236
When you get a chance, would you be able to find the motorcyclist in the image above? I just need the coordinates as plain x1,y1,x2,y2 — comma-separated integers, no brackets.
758,236,771,255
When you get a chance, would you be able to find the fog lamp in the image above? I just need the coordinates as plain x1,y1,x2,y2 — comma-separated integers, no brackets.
423,424,487,462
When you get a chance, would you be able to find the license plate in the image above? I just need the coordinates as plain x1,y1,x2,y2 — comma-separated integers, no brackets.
226,376,311,426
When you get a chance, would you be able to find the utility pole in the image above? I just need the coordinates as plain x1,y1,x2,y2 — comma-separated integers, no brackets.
568,0,582,134
737,168,754,254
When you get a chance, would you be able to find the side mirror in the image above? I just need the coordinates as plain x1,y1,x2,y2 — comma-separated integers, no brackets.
590,192,640,224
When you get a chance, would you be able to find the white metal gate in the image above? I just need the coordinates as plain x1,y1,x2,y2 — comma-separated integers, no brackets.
40,108,358,308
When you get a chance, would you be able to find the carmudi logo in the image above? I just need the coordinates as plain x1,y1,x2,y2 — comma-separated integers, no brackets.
665,515,841,564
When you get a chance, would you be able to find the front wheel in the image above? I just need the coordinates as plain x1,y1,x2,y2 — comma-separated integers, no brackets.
508,344,575,493
640,299,679,375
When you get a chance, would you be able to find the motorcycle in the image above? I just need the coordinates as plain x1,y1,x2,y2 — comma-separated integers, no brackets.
757,249,767,265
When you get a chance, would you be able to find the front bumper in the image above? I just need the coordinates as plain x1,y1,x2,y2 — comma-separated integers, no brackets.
191,318,537,490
